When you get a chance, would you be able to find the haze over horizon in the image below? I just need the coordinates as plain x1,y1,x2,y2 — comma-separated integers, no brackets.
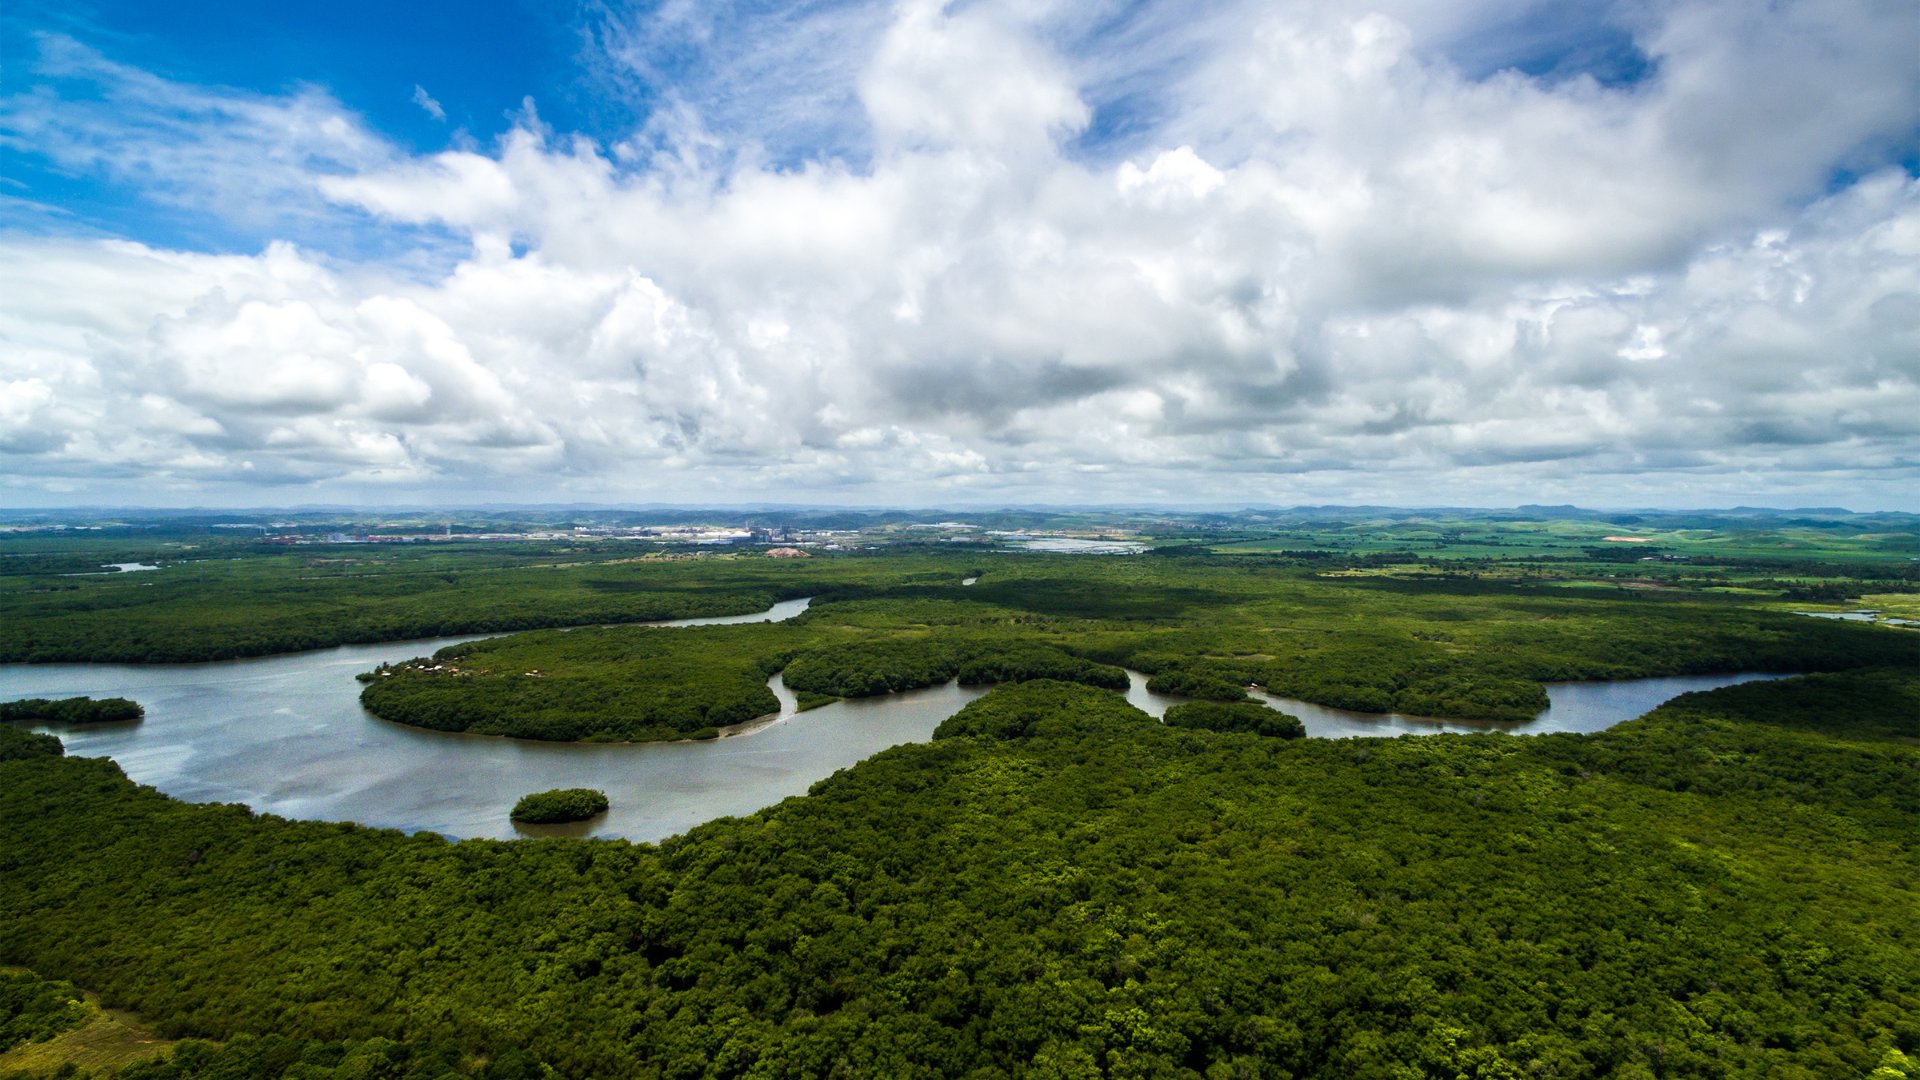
3,0,1918,511
0,500,1901,522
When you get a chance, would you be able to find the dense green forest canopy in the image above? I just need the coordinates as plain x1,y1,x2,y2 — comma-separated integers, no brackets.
0,548,841,664
5,506,1915,665
4,508,1918,1076
0,970,89,1055
2,669,1916,1078
0,698,143,726
1162,700,1305,738
509,789,610,824
0,725,63,763
356,553,1916,740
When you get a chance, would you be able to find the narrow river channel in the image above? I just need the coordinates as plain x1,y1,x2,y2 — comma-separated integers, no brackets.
2,598,1786,843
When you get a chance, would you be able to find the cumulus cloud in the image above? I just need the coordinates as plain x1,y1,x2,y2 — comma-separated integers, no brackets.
0,0,1917,507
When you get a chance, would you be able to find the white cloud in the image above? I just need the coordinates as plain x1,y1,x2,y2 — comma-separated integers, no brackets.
0,34,396,237
860,0,1090,161
411,85,446,122
0,0,1917,507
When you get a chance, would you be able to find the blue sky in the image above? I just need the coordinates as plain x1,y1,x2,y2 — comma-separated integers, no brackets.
2,0,1690,255
1,0,1917,508
9,1,582,144
2,0,590,252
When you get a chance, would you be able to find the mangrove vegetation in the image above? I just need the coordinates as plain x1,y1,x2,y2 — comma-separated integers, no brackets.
1,669,1915,1077
357,553,1916,740
509,789,611,825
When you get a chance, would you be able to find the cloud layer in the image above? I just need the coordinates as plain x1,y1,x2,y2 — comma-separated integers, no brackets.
2,0,1917,507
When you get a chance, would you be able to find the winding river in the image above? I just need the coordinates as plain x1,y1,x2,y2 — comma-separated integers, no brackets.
2,596,1785,843
1122,670,1787,737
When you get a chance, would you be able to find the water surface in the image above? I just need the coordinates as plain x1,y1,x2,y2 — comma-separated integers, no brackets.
1,601,1790,842
999,537,1149,555
1793,610,1878,623
1123,669,1789,738
0,598,988,844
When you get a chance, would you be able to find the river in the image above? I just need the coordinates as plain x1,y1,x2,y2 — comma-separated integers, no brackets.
1122,669,1787,737
2,598,1785,842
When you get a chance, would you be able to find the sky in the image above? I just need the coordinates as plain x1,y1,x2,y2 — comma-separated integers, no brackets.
1,0,1917,510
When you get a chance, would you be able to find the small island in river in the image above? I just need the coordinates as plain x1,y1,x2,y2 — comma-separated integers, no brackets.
509,788,610,824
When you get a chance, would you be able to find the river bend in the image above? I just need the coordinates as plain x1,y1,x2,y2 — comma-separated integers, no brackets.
2,598,1784,842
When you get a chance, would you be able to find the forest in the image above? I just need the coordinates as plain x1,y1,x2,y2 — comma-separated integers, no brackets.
0,549,829,664
0,725,63,763
2,669,1916,1078
6,506,1917,665
509,789,610,824
3,512,1918,1077
0,699,143,726
356,553,1916,740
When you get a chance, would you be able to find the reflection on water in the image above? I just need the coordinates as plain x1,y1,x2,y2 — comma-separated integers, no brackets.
655,597,812,628
2,640,987,843
0,599,1005,845
511,817,602,840
1011,538,1149,554
1793,610,1918,629
1,594,1790,842
1123,669,1790,738
1793,610,1878,622
61,562,162,577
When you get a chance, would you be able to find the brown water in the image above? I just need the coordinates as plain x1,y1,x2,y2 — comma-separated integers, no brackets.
1,597,1785,841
